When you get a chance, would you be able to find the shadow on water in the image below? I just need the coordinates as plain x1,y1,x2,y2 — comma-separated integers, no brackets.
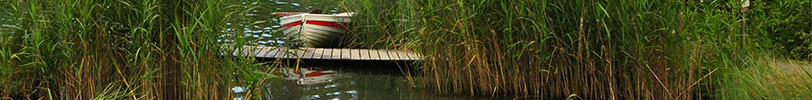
274,59,415,76
257,59,488,100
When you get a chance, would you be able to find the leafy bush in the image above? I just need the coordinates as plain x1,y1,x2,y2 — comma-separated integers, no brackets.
748,0,812,59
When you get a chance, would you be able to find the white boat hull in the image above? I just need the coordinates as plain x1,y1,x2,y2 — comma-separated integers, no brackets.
279,12,353,47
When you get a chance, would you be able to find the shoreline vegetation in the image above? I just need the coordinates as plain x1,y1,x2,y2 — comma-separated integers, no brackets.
339,0,811,99
0,0,810,100
1,0,284,99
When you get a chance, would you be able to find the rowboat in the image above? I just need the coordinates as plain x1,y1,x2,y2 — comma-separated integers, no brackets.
275,11,353,47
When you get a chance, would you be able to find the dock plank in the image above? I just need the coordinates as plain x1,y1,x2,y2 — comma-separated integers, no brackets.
360,49,369,60
350,49,361,60
237,46,420,61
393,51,414,60
311,48,325,59
331,48,342,59
404,51,421,60
298,49,312,59
361,49,370,60
371,50,383,60
277,48,296,59
362,49,370,60
321,48,330,59
344,48,353,60
391,50,403,60
380,50,392,60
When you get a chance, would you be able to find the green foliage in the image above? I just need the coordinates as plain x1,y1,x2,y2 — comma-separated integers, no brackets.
802,32,812,58
748,0,812,59
339,0,810,99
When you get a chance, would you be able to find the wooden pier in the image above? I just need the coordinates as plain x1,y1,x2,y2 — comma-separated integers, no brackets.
234,46,421,61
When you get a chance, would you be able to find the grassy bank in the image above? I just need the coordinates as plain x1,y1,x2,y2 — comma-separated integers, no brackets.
0,0,282,99
340,0,811,99
716,58,812,99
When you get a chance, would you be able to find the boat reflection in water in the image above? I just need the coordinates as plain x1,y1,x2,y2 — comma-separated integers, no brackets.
282,67,342,85
264,67,358,99
261,61,483,100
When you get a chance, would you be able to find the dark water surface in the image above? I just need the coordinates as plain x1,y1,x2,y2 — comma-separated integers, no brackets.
252,60,485,100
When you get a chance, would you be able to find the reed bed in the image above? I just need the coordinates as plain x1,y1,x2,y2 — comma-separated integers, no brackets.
0,0,282,99
340,0,811,99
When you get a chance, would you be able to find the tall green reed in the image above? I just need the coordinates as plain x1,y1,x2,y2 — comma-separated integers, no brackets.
339,0,780,99
0,0,281,99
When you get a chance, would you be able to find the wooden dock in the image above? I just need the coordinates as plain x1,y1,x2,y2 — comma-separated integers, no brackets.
234,46,421,61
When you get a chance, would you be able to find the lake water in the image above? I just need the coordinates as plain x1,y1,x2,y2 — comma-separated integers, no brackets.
237,0,346,46
249,59,482,100
241,0,482,100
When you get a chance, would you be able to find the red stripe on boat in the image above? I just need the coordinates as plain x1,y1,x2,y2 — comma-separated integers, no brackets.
282,21,302,28
304,70,334,77
281,20,350,29
306,20,350,28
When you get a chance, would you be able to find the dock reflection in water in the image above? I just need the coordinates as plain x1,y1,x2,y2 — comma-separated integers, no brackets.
264,69,427,100
260,60,477,100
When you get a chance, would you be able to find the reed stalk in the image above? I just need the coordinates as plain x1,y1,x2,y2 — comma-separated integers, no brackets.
339,0,812,99
0,0,282,99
